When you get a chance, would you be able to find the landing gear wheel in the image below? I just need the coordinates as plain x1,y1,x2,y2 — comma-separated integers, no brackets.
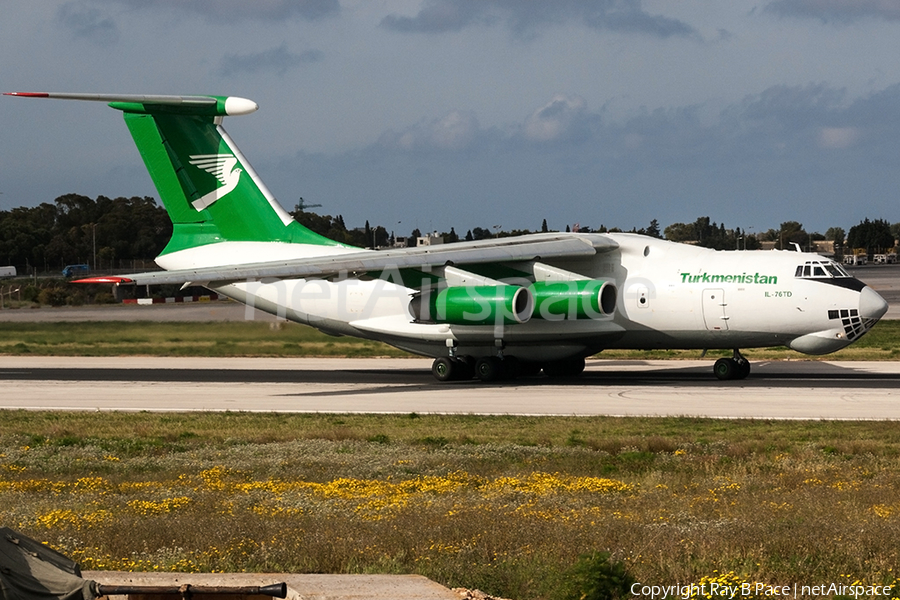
713,355,751,381
432,357,476,382
713,357,737,381
475,357,503,382
736,358,751,380
432,357,456,382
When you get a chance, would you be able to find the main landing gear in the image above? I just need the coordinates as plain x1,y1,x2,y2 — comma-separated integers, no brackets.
431,355,584,383
713,349,751,381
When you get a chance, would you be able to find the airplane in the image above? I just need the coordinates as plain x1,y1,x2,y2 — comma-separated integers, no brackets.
5,92,890,382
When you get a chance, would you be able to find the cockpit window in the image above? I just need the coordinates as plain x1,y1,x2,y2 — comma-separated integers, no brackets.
795,259,852,280
824,263,846,277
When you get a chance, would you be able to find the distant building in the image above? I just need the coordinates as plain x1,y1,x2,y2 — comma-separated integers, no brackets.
416,232,444,246
811,240,835,256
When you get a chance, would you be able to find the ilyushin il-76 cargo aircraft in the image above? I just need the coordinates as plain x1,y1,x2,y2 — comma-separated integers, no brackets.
6,92,889,382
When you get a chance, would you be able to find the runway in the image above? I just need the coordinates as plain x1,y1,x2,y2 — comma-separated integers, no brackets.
2,356,899,419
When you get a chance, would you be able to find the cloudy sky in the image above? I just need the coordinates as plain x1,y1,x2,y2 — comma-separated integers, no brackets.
2,0,900,237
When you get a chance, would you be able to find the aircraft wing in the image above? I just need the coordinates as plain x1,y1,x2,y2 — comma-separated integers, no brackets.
78,233,618,286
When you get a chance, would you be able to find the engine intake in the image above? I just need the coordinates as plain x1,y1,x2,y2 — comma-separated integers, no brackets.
410,285,534,325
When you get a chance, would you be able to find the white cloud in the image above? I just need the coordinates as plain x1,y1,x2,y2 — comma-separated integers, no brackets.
379,110,480,151
522,95,588,142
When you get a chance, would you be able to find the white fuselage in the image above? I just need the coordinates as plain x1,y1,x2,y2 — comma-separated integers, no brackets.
157,233,887,362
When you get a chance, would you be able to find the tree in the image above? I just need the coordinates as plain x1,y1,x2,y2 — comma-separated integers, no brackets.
1,194,172,272
848,218,894,255
776,221,807,250
471,227,492,240
541,218,549,233
645,219,662,239
825,227,845,245
664,222,695,243
373,225,389,247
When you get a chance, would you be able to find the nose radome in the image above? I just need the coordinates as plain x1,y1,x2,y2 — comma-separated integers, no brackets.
859,286,889,321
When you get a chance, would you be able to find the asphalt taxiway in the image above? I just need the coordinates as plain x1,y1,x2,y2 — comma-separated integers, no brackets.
2,356,899,419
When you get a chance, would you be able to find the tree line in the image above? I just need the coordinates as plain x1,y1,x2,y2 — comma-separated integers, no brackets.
1,194,897,275
1,194,171,274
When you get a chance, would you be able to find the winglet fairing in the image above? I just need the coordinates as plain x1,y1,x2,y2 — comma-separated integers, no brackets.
7,91,889,383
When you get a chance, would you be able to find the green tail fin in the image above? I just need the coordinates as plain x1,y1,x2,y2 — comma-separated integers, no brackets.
112,96,339,255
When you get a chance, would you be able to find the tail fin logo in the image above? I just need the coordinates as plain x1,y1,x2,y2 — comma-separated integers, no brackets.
188,153,243,211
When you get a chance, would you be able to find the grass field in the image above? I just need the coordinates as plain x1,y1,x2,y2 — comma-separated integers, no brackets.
0,319,898,360
2,318,899,599
3,412,900,599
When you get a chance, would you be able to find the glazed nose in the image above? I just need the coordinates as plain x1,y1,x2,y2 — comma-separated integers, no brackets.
859,286,889,322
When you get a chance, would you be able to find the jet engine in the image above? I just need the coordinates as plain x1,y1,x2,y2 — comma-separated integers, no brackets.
410,285,534,325
530,279,617,320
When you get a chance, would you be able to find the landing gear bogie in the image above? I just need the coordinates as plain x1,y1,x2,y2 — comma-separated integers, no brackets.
431,354,573,383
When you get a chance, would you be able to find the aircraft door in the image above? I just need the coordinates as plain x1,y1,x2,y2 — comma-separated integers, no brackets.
702,288,729,330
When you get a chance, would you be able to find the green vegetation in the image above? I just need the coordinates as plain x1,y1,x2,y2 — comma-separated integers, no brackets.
1,319,899,360
0,321,409,357
0,194,171,273
3,193,896,274
3,413,900,599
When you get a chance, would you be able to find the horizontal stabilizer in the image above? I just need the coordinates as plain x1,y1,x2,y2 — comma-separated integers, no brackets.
4,92,258,116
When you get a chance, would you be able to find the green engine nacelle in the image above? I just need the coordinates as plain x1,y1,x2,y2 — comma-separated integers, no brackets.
530,279,617,320
411,285,534,325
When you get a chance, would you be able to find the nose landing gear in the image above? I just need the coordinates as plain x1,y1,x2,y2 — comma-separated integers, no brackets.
713,349,751,381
